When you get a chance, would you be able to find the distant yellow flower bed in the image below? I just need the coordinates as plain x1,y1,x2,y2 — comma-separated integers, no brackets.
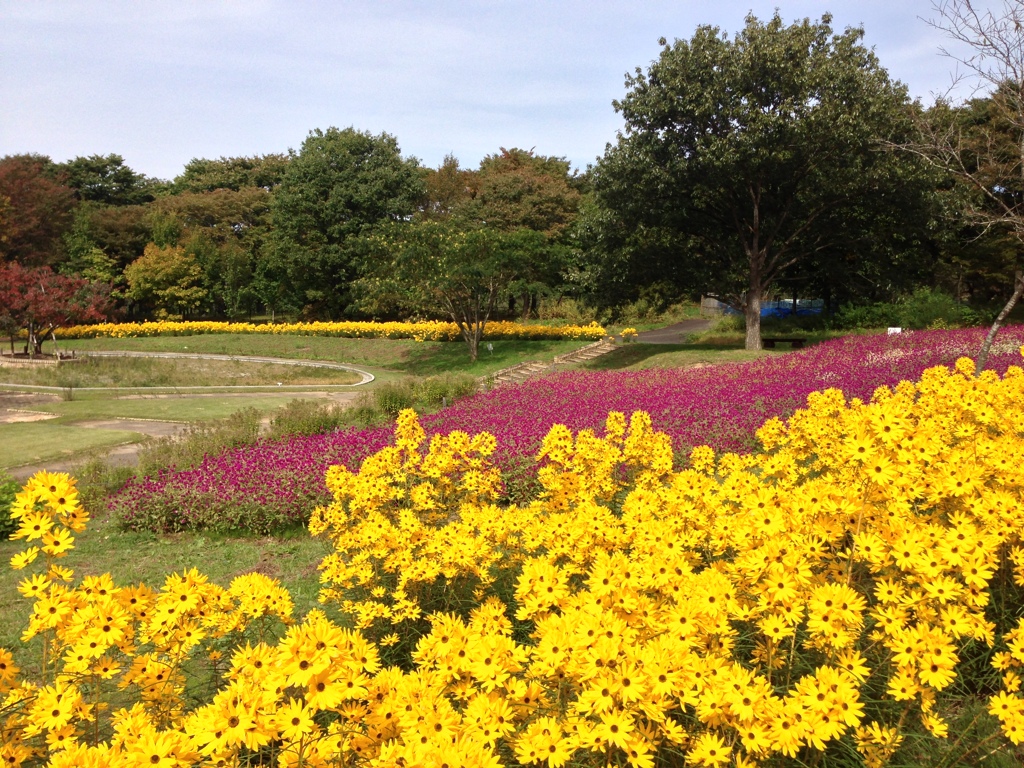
55,319,608,342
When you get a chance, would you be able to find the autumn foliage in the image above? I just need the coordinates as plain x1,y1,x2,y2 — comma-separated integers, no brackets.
0,262,113,356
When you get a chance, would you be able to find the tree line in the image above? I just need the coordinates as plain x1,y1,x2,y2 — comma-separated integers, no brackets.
3,6,1023,353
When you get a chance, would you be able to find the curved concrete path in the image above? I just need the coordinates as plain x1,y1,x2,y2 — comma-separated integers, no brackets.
0,351,375,394
79,351,375,385
635,318,712,344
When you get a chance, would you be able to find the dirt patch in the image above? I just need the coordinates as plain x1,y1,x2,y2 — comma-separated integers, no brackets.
0,390,61,409
115,391,362,404
234,543,284,580
0,391,62,424
2,409,59,424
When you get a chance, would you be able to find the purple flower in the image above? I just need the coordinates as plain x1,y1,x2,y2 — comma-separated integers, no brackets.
111,326,1024,532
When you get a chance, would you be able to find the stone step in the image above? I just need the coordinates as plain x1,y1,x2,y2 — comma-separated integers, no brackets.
479,340,619,391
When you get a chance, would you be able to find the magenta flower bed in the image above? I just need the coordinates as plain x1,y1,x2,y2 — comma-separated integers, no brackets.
112,326,1024,532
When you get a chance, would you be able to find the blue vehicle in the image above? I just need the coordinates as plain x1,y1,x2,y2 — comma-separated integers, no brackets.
708,298,825,318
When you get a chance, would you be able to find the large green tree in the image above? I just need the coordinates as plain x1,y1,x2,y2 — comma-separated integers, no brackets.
419,154,478,221
153,188,274,318
271,128,424,317
456,148,581,318
358,220,534,360
594,13,929,349
123,243,208,319
465,148,581,238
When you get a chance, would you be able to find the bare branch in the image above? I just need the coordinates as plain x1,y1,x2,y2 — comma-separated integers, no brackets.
920,1,1024,364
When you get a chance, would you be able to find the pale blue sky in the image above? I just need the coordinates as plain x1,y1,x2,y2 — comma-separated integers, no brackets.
0,1,995,180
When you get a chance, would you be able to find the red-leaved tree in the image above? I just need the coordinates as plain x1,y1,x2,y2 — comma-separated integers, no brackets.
0,262,114,356
0,154,76,266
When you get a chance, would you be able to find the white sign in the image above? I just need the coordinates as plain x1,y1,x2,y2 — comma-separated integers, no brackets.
887,327,902,335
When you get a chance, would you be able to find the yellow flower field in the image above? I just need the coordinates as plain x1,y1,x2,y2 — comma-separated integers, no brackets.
54,319,608,343
3,351,1024,766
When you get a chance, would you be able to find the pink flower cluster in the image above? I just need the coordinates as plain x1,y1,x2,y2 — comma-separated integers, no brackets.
112,326,1024,532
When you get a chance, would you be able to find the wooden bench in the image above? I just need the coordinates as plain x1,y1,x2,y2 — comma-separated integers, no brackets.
762,337,806,349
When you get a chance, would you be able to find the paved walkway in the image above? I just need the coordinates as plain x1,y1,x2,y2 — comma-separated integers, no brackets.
635,318,712,344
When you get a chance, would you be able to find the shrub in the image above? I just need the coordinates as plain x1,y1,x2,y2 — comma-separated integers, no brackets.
266,398,351,440
536,296,604,325
372,382,416,418
614,297,661,324
898,287,973,329
832,301,902,330
832,288,993,331
415,372,477,407
72,458,137,513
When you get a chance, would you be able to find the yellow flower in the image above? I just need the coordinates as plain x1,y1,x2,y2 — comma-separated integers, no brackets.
14,511,54,542
688,730,731,766
42,527,75,557
274,698,317,743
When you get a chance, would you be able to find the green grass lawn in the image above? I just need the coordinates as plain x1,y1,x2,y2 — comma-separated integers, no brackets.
0,422,141,469
0,334,591,473
29,393,344,423
57,335,409,368
577,329,847,372
0,394,359,472
578,343,773,371
54,335,589,377
0,511,332,671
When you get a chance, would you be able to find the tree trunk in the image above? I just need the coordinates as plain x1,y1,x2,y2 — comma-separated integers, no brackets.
744,256,765,351
744,290,762,350
976,269,1024,373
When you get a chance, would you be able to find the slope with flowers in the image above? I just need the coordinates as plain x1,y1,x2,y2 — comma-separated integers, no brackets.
3,350,1024,766
111,326,1024,534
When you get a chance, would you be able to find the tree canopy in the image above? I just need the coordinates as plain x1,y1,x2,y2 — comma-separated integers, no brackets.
465,148,581,238
593,13,930,348
0,262,113,355
0,154,76,266
56,154,157,206
358,220,537,359
172,155,290,193
123,243,208,320
271,127,425,317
